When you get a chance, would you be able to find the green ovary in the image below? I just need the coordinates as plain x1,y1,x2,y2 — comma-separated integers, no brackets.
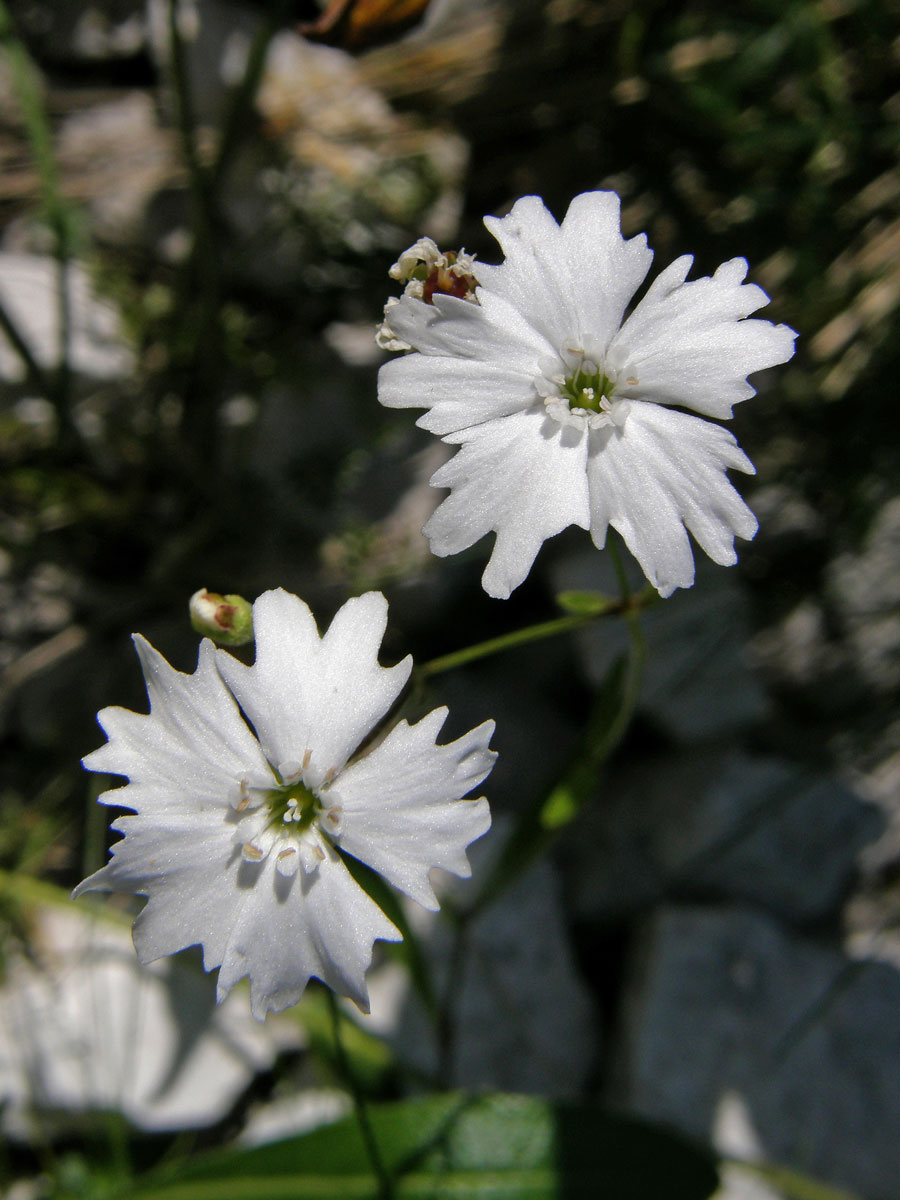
265,776,318,832
561,367,615,413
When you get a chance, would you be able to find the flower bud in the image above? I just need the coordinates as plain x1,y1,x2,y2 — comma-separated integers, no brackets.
189,589,253,646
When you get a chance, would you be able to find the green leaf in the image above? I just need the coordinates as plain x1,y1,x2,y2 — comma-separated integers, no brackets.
123,1092,718,1200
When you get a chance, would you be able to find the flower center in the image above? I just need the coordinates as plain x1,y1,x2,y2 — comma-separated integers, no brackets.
559,363,617,415
265,775,319,833
233,760,344,878
536,340,631,431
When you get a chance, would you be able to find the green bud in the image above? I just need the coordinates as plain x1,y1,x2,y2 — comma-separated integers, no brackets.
189,589,254,646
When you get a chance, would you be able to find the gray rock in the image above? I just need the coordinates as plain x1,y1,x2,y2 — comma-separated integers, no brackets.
0,254,134,383
827,496,900,693
564,752,880,927
748,599,860,711
364,825,597,1096
617,905,900,1200
5,0,146,63
57,92,178,247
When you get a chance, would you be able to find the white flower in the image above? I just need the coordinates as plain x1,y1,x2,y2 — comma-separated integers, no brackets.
74,589,495,1020
377,191,797,599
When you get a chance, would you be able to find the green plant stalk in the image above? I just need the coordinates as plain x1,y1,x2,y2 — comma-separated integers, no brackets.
210,2,293,192
164,0,226,475
0,0,75,419
341,853,438,1025
471,612,645,916
470,552,647,916
416,589,653,680
435,910,469,1090
326,991,393,1200
167,0,215,272
0,293,53,396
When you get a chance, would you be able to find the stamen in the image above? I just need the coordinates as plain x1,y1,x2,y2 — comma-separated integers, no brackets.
241,842,264,863
323,804,344,835
298,840,326,875
276,847,299,877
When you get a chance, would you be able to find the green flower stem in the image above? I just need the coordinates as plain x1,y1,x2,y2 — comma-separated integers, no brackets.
607,534,632,603
325,990,393,1200
0,293,52,397
210,2,293,193
436,907,469,1089
416,590,653,680
464,544,648,917
0,0,76,424
470,608,645,916
167,0,214,272
165,0,226,477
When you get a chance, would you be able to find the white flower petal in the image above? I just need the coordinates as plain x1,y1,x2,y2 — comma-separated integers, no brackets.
478,195,577,346
72,811,240,967
385,289,551,370
611,255,797,418
479,192,652,352
378,352,538,435
82,637,273,813
332,708,495,910
212,845,400,1019
586,400,758,597
76,807,403,1019
423,408,591,598
216,589,411,776
557,190,654,349
111,828,399,1019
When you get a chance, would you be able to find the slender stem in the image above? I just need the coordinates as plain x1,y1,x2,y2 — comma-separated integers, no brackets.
167,0,213,256
166,0,224,472
0,293,53,396
210,4,290,193
436,908,469,1088
54,251,72,414
0,0,75,424
326,991,392,1200
607,534,632,603
417,590,654,680
470,576,648,915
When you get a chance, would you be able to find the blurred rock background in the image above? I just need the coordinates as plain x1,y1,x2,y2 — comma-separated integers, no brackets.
1,1,899,1197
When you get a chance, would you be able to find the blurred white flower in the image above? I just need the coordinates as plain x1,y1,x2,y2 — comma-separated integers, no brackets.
75,589,494,1020
378,192,797,599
